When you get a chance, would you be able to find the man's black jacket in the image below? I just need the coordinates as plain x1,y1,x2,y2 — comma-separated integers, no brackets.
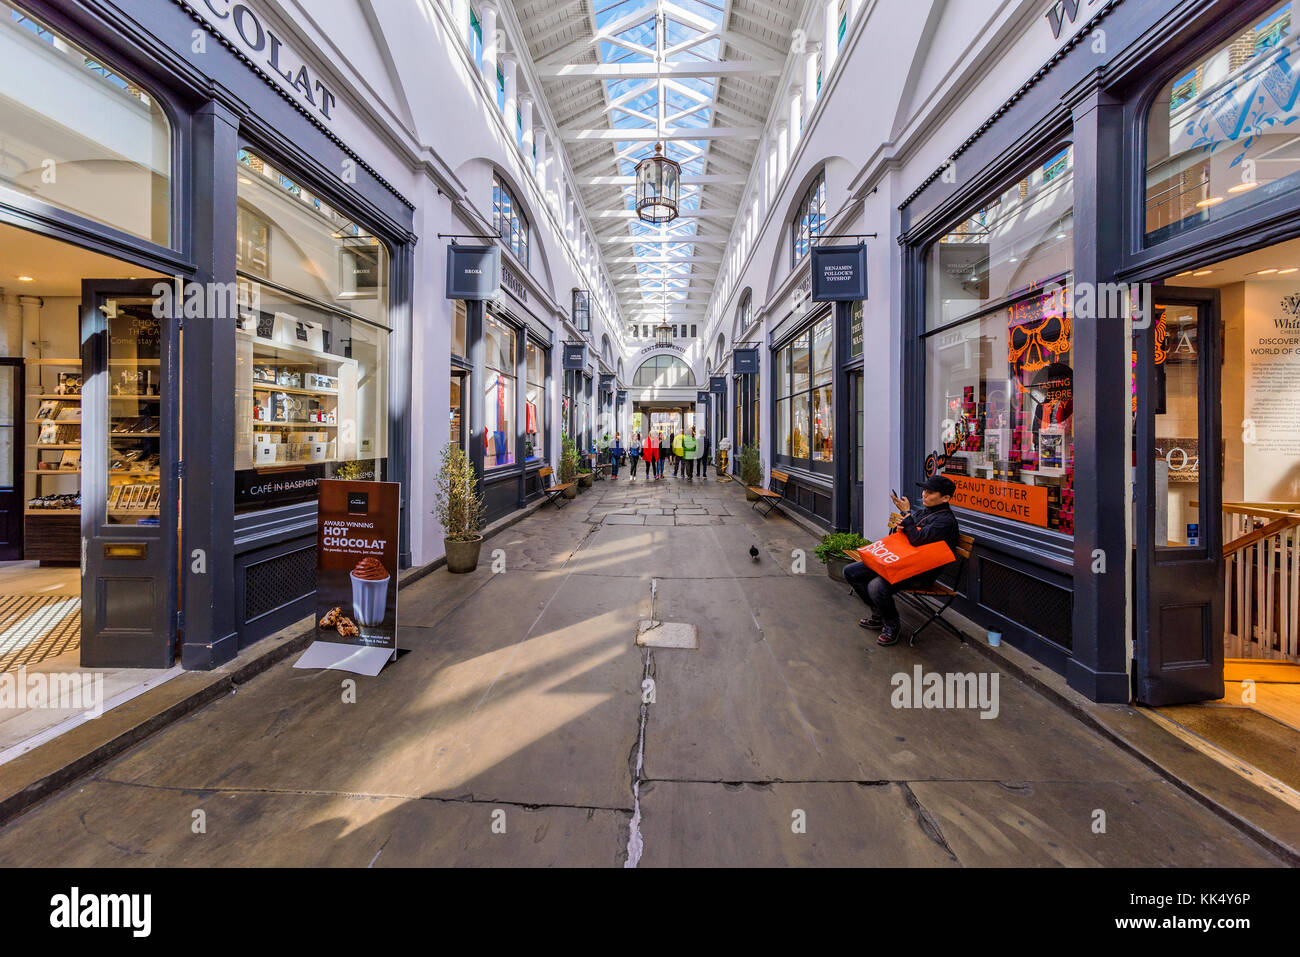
897,503,961,584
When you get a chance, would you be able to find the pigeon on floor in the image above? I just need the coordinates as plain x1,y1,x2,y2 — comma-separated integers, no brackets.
749,545,759,561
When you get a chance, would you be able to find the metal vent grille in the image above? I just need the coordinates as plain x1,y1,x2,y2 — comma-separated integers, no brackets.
244,546,316,623
978,560,1073,650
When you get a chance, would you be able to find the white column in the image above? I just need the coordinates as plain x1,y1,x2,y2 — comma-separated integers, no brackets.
501,54,518,136
568,199,577,243
805,43,820,115
757,134,770,215
789,85,803,150
519,93,535,163
823,0,840,78
535,128,549,194
767,140,779,207
851,0,864,21
480,3,498,88
776,120,789,182
453,0,470,47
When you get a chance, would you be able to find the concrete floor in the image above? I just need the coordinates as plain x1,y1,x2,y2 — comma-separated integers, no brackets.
0,474,1287,865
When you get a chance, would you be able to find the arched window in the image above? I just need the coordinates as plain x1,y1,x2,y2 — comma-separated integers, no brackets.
493,174,529,267
791,171,826,265
734,290,752,340
601,334,612,364
1145,1,1300,243
633,355,695,388
715,333,726,366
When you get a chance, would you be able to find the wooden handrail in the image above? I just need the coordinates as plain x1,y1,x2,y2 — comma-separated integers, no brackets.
1223,516,1300,558
1198,501,1300,522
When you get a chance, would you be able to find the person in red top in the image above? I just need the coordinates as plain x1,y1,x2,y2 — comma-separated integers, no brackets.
643,432,659,478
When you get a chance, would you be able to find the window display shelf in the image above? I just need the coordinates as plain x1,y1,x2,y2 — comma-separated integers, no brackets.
251,384,339,398
28,469,80,475
27,358,81,365
110,432,161,438
252,421,338,429
25,509,80,515
238,329,357,367
29,443,81,450
29,394,82,400
108,359,160,367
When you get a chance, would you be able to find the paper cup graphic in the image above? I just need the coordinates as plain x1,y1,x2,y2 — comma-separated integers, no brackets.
350,571,390,627
987,631,1002,647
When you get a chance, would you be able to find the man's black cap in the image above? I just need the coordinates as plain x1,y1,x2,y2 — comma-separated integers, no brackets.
916,475,957,497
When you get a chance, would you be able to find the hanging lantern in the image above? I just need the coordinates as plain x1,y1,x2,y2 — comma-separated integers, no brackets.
655,321,673,347
636,143,681,224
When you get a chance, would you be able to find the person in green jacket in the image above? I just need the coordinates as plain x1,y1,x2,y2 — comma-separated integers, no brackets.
682,428,698,480
672,430,685,477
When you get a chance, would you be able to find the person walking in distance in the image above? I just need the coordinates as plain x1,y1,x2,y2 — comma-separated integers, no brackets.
698,429,710,479
610,432,624,479
659,430,673,479
628,431,641,479
644,430,659,480
672,428,684,477
682,427,697,480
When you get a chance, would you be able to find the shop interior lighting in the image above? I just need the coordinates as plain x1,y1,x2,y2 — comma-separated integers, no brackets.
1279,268,1298,274
1256,268,1278,275
17,275,34,281
1192,269,1213,276
1196,196,1224,208
1228,182,1259,193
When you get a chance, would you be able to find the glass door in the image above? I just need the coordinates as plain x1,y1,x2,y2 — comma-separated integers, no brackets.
80,280,178,668
0,358,22,559
1134,288,1224,704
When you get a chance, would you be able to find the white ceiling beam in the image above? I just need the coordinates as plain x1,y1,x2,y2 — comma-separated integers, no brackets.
593,209,735,219
580,174,747,185
605,255,723,264
560,126,760,140
537,60,784,79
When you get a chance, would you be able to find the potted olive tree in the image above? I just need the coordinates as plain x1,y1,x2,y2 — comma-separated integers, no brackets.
815,532,871,582
739,444,762,500
559,435,579,499
435,441,485,573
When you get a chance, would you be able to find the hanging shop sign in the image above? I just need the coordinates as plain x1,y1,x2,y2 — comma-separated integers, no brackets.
617,389,627,406
296,479,401,676
709,375,727,394
562,342,587,370
600,373,616,394
697,391,710,404
850,301,864,360
446,244,501,300
810,243,868,302
734,347,760,375
193,0,339,122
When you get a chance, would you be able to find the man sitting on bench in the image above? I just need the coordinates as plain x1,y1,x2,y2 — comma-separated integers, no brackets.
844,474,960,647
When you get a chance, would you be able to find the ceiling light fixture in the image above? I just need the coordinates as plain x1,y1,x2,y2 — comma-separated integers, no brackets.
635,8,680,225
1257,268,1278,275
1192,269,1213,276
1196,196,1224,208
17,275,33,282
1279,268,1298,274
1228,182,1259,194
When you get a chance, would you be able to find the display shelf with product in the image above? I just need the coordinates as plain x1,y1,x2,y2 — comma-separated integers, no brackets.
26,359,83,557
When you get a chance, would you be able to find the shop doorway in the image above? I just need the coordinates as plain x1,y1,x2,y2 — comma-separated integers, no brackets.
0,357,23,560
0,223,168,672
1136,239,1300,704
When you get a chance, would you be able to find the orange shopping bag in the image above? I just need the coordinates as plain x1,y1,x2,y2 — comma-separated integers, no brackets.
855,531,955,584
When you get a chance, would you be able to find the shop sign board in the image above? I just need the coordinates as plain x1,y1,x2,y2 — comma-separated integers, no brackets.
709,376,727,394
697,391,710,404
949,474,1048,527
810,243,867,302
295,479,401,676
617,389,627,406
734,347,760,375
446,244,500,300
562,342,587,370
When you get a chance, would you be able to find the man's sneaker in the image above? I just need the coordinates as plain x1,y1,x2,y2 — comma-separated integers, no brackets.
877,624,901,646
859,615,883,629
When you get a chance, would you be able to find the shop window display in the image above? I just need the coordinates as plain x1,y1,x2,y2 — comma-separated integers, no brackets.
924,148,1076,533
774,315,833,467
1146,1,1300,242
525,340,545,461
484,315,515,468
233,149,390,511
0,10,171,245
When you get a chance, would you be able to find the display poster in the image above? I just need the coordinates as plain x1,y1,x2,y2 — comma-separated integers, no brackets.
849,301,864,359
949,473,1049,527
1243,286,1300,501
295,479,400,676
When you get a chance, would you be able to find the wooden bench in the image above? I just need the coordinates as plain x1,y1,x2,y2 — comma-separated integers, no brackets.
538,466,574,509
749,469,788,517
594,462,612,480
842,533,974,646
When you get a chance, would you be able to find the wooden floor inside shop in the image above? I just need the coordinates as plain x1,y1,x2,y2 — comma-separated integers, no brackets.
1146,659,1300,810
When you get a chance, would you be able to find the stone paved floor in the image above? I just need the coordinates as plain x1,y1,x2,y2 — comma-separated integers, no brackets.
0,473,1286,865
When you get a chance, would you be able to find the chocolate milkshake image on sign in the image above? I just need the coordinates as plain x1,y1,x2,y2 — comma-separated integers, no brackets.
350,556,390,626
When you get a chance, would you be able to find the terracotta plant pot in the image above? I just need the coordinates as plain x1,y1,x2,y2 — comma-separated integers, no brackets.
826,556,852,583
745,488,760,501
579,473,593,488
444,535,483,574
561,484,578,499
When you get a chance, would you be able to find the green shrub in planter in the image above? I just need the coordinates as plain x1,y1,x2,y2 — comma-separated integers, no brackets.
814,532,870,565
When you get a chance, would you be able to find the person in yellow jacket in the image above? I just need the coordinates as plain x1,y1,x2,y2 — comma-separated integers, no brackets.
681,428,698,480
672,429,685,477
